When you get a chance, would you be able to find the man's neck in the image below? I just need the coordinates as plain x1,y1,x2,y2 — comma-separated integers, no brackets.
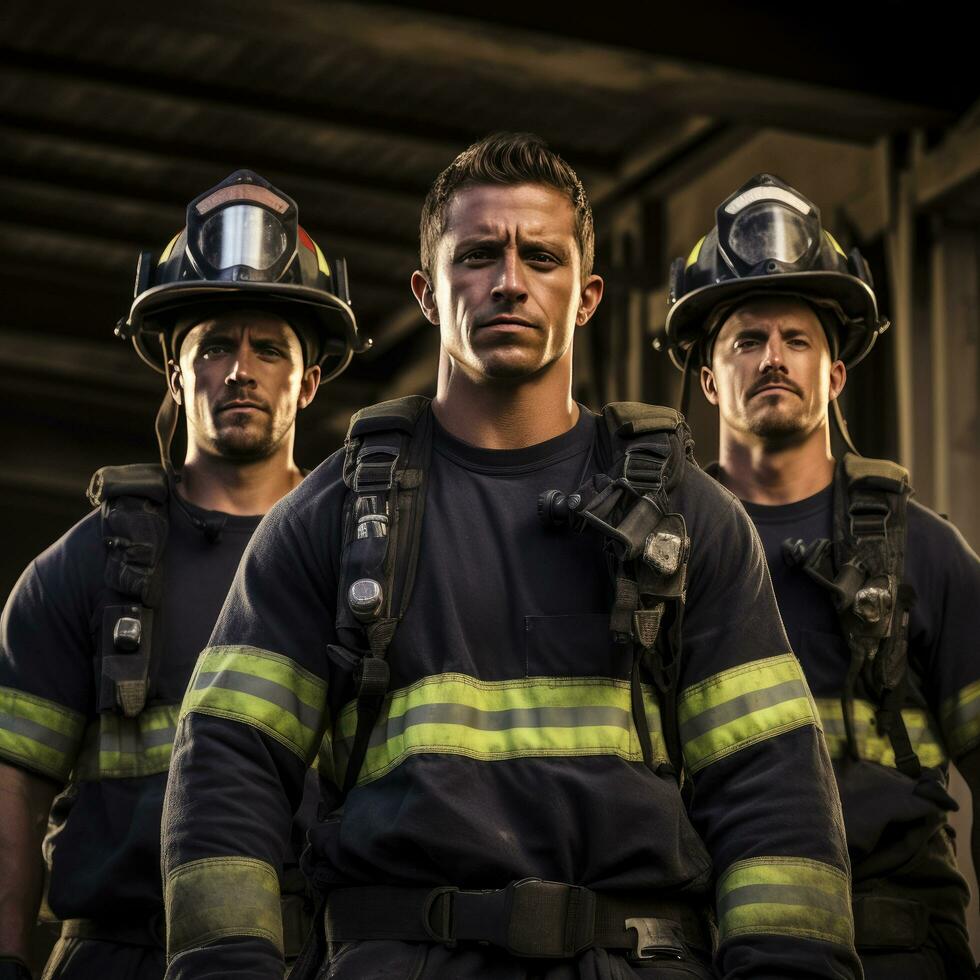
177,441,303,515
716,422,835,505
432,349,578,449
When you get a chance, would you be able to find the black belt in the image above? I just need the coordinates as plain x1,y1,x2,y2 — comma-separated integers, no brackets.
325,878,713,960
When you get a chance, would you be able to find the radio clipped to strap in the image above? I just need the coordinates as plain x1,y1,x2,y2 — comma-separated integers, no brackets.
335,396,433,796
87,464,169,718
539,403,695,778
783,453,919,777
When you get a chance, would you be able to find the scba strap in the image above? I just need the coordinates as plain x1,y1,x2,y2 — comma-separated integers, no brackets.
335,396,432,796
784,453,919,777
86,464,170,718
540,403,695,780
335,401,695,794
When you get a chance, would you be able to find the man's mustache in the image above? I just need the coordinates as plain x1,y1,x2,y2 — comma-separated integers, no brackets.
747,373,803,399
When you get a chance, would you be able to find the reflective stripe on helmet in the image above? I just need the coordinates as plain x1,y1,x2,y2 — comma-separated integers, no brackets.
940,680,980,759
332,672,667,787
685,235,705,269
0,686,85,783
678,653,817,774
165,855,283,959
717,856,853,947
180,645,328,763
815,697,946,769
73,703,179,780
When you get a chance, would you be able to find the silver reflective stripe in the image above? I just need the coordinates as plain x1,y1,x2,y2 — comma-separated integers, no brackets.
73,704,180,780
679,678,809,745
718,882,851,920
0,711,78,756
349,702,634,752
195,669,322,732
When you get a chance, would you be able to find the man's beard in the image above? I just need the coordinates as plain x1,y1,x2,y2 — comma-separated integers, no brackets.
211,415,284,461
745,405,810,442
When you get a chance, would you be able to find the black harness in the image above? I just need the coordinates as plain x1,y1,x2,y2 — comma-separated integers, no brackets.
334,399,695,795
86,464,170,718
783,453,919,777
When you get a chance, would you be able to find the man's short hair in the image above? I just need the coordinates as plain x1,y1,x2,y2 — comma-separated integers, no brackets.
419,132,594,280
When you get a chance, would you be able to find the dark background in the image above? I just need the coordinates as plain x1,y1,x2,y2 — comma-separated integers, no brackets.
1,0,978,946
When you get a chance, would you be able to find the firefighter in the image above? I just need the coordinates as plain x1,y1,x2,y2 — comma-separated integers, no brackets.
0,169,367,980
161,135,860,980
661,172,980,978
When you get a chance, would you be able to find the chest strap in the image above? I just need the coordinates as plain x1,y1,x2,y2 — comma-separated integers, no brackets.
539,403,694,781
334,396,433,797
783,454,919,777
86,464,169,718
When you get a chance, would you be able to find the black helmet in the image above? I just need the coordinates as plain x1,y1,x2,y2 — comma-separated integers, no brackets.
658,173,888,371
116,169,370,383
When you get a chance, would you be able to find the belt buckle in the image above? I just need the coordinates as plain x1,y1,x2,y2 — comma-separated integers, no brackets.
625,917,684,961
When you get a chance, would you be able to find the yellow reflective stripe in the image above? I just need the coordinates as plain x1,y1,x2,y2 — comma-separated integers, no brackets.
941,681,980,758
0,686,85,782
312,239,331,278
717,856,853,947
685,235,706,268
825,230,847,257
73,704,179,780
165,856,282,959
157,231,181,265
816,698,947,769
334,673,667,787
678,654,816,773
180,646,327,763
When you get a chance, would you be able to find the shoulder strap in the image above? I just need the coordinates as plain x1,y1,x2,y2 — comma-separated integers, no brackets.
87,464,170,718
335,396,433,796
545,404,695,782
834,453,919,775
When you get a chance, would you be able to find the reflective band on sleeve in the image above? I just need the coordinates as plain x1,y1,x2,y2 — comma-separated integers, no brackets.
941,681,980,759
333,673,667,786
165,855,283,959
73,703,179,780
180,646,327,763
0,686,85,782
717,856,853,947
815,698,947,769
678,654,817,773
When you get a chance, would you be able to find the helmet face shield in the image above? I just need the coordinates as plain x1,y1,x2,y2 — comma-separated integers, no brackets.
197,204,290,275
727,204,814,268
187,176,299,283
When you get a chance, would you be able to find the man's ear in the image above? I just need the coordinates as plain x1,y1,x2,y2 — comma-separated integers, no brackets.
576,274,604,326
829,359,847,403
167,359,183,406
700,364,719,406
411,270,439,326
298,364,321,410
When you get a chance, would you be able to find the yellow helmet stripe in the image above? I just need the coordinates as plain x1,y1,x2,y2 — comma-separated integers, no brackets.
157,232,182,266
685,236,706,268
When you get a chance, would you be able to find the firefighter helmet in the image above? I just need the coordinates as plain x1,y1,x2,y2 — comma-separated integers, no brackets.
117,169,370,382
658,173,888,371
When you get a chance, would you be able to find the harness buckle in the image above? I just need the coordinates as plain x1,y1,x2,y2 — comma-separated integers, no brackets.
643,531,682,576
625,916,685,960
354,445,400,493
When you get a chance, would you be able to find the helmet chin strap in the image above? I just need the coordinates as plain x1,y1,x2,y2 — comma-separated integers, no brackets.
155,392,180,478
831,396,861,456
676,344,696,418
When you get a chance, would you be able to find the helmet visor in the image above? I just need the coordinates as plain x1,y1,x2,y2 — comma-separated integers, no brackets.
728,203,812,267
197,204,288,273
